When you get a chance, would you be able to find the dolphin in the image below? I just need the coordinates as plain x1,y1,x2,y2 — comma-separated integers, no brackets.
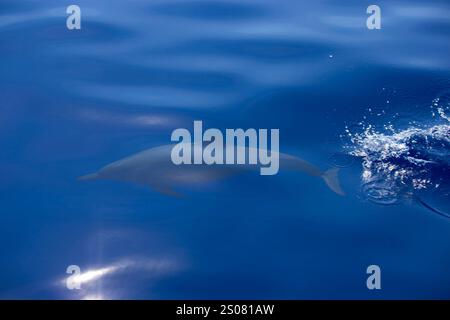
78,144,345,196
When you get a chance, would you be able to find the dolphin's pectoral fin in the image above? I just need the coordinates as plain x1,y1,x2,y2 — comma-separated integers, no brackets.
151,184,184,198
416,197,450,219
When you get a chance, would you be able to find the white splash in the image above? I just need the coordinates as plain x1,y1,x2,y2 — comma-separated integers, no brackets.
346,96,450,204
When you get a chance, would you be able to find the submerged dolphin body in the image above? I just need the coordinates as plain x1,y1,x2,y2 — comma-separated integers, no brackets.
79,144,345,196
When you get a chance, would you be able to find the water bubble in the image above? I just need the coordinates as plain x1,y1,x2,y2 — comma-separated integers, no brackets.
434,90,450,122
361,179,401,205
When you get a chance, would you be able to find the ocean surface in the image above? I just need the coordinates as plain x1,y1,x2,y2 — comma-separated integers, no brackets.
1,0,450,299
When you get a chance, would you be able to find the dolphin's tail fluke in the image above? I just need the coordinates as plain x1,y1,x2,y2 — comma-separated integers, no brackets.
77,172,99,181
322,168,345,196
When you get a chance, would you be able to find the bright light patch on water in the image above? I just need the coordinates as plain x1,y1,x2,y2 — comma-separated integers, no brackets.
71,266,117,286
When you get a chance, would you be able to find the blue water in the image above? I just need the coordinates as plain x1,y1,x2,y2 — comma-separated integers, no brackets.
1,0,450,299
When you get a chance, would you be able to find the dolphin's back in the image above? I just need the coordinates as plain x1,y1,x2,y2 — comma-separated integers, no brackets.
279,153,323,176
